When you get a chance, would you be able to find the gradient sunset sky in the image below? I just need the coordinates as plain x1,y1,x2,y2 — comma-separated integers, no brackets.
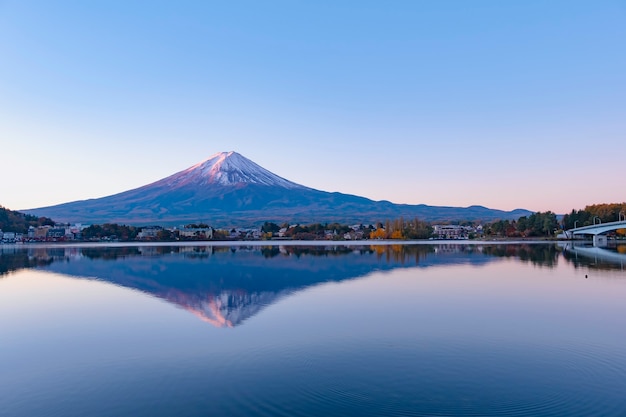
1,1,624,214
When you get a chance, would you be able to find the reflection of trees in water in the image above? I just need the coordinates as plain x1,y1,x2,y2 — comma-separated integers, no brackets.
283,246,358,258
81,247,142,260
0,251,53,276
371,244,435,264
260,246,373,258
261,246,280,258
6,243,619,275
480,244,559,267
82,246,237,259
2,244,435,275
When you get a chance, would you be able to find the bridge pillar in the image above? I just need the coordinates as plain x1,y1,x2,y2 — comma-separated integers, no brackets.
593,235,608,247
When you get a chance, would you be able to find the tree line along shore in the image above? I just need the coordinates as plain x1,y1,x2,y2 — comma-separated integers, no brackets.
1,203,625,243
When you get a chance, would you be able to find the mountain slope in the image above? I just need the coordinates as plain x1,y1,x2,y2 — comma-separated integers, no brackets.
23,151,531,225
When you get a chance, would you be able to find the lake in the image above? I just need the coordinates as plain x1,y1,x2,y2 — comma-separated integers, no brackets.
1,242,626,417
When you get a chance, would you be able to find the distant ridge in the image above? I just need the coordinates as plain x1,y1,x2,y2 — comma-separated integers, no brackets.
23,151,532,226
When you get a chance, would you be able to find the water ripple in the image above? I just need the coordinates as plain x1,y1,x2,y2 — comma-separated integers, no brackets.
215,338,626,417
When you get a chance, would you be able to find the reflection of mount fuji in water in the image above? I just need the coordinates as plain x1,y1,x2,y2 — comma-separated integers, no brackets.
0,243,600,327
38,245,477,327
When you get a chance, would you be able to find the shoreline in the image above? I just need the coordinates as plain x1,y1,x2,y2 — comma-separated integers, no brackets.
0,238,597,249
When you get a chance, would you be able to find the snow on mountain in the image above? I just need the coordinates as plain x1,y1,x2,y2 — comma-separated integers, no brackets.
22,150,532,225
170,290,292,328
156,151,307,189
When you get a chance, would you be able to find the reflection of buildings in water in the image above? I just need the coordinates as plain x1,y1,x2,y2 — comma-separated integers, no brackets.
138,246,161,256
139,246,217,257
1,246,23,255
433,244,483,254
26,247,83,262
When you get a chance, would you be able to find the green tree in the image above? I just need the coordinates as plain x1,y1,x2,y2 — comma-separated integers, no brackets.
261,222,281,233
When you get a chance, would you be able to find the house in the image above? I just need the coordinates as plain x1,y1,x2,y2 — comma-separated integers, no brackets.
47,228,67,240
2,232,16,243
179,226,213,239
344,230,364,240
238,228,262,239
433,225,459,239
32,226,50,240
432,225,473,240
137,227,162,239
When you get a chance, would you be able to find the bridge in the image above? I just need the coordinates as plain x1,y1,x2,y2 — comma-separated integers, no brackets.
563,220,626,246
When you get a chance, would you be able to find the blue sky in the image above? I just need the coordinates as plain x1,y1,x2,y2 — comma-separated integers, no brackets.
1,0,624,214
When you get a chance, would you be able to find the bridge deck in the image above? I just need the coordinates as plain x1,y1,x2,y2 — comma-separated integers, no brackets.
567,220,626,236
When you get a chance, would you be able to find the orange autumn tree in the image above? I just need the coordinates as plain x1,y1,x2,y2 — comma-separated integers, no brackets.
370,228,386,239
370,217,432,240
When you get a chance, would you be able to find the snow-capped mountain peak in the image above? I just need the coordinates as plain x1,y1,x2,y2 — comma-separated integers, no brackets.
160,151,306,189
23,150,532,225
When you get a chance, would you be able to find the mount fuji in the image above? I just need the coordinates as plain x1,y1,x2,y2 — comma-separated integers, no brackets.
24,151,530,226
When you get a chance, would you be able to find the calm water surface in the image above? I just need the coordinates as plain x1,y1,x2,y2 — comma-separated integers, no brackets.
1,243,626,417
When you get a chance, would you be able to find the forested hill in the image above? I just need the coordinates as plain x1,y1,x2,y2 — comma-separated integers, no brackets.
0,206,55,233
562,203,626,229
